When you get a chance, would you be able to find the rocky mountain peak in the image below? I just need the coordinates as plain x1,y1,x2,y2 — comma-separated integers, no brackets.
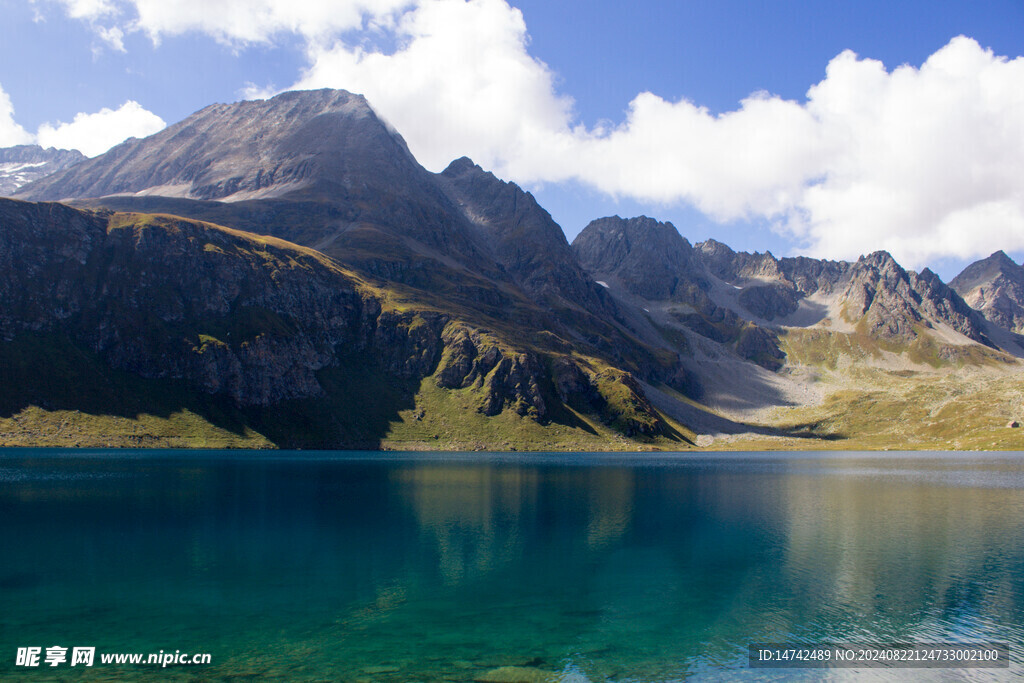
438,156,609,312
572,215,704,301
442,156,482,177
695,238,733,257
950,250,1024,334
951,250,1023,292
859,250,902,272
695,238,783,283
0,145,86,197
850,251,906,290
989,249,1015,266
17,88,413,203
838,250,991,345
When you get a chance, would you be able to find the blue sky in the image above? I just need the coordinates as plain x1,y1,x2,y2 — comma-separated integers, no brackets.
1,0,1022,279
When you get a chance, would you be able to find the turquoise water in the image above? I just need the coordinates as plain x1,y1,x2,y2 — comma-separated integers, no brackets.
1,450,1023,681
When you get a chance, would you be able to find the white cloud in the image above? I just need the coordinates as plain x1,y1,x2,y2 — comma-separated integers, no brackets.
0,84,35,147
96,25,126,52
129,0,414,44
42,0,118,20
36,101,166,156
0,81,163,154
293,0,573,173
791,37,1024,266
40,0,414,46
239,81,279,101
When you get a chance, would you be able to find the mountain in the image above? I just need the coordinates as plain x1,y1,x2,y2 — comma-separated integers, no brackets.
438,157,611,314
573,215,709,301
0,145,85,196
571,216,1024,448
950,251,1024,334
17,91,612,323
7,90,694,449
18,90,494,270
5,88,1024,451
836,251,993,347
18,89,685,393
575,216,994,347
18,90,401,202
0,198,683,449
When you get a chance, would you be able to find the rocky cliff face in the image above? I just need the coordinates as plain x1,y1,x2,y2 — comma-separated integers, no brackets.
572,215,708,301
950,251,1024,334
438,157,611,313
0,198,430,406
777,256,849,296
696,240,850,297
0,145,85,197
836,251,992,345
695,238,785,283
0,198,672,444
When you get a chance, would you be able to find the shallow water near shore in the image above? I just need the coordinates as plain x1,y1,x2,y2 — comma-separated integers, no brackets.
1,449,1023,681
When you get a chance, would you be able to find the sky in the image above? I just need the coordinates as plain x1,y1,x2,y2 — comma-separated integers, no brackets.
0,1,1022,280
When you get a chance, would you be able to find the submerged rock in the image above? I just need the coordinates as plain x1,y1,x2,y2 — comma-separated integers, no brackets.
474,665,562,683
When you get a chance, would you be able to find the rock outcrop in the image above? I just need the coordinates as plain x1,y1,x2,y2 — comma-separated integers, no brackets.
439,157,611,313
0,199,438,406
695,238,785,282
434,325,547,419
837,251,991,346
950,251,1024,334
572,215,707,300
0,145,85,197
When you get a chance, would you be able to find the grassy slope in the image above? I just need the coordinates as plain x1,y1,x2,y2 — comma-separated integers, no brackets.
5,312,1021,453
382,376,695,452
0,333,694,451
0,334,273,448
707,328,1024,451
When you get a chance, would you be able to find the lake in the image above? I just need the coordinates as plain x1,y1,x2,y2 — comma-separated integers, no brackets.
1,450,1022,681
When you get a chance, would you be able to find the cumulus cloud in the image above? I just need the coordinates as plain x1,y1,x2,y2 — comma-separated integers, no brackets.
96,25,126,52
38,0,1024,268
0,84,35,147
129,0,414,44
792,38,1024,266
0,81,163,155
43,0,118,20
293,0,573,173
39,0,414,45
36,101,166,156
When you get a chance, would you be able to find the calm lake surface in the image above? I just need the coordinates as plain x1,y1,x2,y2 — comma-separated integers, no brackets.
1,450,1023,681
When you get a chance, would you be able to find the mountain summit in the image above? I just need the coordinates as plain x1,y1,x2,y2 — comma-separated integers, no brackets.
20,89,509,285
19,90,406,202
0,145,85,196
950,251,1024,334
